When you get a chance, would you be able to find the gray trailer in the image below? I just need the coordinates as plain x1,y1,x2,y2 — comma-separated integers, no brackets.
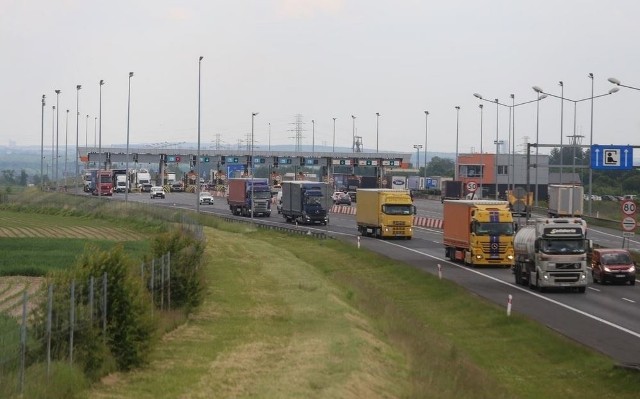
548,184,584,217
281,181,330,225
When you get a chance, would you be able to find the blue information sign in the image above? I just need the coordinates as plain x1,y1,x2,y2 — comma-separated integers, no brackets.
590,145,633,170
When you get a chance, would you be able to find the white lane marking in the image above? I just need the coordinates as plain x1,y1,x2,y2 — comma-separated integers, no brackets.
588,287,601,292
622,298,636,304
373,239,640,340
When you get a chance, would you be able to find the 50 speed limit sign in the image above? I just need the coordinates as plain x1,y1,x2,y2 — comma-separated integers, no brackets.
621,200,637,216
466,181,478,193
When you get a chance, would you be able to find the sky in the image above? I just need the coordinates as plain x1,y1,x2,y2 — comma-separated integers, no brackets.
2,0,640,160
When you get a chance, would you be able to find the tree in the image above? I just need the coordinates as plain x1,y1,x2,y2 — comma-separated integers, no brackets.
425,156,454,177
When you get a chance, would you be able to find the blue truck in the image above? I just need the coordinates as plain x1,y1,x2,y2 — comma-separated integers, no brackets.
281,181,330,225
227,177,272,217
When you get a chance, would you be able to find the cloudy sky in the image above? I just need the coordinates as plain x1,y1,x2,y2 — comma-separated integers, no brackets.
2,0,639,159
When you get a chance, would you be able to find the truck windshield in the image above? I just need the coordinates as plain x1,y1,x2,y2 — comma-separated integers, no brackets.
382,204,413,215
252,191,272,200
100,175,111,183
304,193,325,206
473,222,514,236
540,239,586,254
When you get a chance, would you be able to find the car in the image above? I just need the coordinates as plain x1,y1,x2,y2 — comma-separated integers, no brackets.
347,191,357,203
170,181,184,192
199,191,214,205
331,191,345,202
150,186,166,199
591,248,636,285
334,192,352,205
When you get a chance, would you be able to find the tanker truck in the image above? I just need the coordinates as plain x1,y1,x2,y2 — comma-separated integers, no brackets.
513,218,591,293
443,200,515,267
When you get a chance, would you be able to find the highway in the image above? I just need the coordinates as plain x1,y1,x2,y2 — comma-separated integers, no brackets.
106,191,640,366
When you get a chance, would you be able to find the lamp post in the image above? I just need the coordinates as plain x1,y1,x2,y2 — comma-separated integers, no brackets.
494,99,499,199
332,117,336,153
54,90,60,187
478,104,483,197
75,85,81,194
98,80,104,197
413,144,423,174
608,77,640,91
251,112,259,222
351,115,356,152
376,112,380,154
533,85,619,213
40,95,45,191
125,72,134,204
64,109,69,187
94,117,97,150
559,81,564,185
455,106,460,181
312,119,315,154
51,105,55,188
424,111,429,178
85,114,89,149
588,73,594,216
197,56,203,213
531,86,544,206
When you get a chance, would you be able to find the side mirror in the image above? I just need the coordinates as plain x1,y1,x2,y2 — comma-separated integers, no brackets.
413,205,417,215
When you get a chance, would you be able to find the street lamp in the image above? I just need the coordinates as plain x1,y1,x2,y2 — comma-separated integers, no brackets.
251,112,259,222
351,115,356,152
98,80,104,198
54,90,60,187
376,112,380,154
65,109,69,187
85,114,89,149
533,85,619,213
478,104,483,197
588,73,595,216
424,111,429,178
75,85,81,194
559,81,564,185
494,98,499,199
94,117,97,150
413,144,423,174
531,86,544,206
40,95,45,191
312,119,315,154
125,72,134,204
608,77,640,91
197,56,203,213
51,105,55,188
332,117,336,153
455,106,460,181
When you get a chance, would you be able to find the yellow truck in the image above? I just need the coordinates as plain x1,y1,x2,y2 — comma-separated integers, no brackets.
443,200,515,267
356,189,415,239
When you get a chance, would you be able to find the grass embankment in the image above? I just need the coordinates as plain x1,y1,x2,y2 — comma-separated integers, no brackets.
87,226,640,399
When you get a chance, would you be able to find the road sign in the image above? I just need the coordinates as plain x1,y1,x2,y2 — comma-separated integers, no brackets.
621,200,637,216
466,181,478,192
621,216,636,232
622,231,635,238
590,145,634,170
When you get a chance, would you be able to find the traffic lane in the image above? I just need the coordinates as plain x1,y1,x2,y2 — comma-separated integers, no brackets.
354,239,640,364
587,227,640,252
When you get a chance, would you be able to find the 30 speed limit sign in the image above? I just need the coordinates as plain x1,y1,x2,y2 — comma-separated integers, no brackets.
466,181,478,193
621,200,637,216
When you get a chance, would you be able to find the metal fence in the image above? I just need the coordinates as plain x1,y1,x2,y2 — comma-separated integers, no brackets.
0,251,174,396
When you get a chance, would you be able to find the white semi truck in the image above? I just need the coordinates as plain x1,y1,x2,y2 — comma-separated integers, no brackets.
513,218,591,293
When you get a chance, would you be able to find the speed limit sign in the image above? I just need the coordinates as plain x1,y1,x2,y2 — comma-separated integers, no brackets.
621,200,637,216
466,181,478,192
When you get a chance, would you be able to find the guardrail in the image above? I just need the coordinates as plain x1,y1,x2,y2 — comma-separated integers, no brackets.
215,214,329,239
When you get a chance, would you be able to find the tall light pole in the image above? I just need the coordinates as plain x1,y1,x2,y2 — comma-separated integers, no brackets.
85,114,89,149
588,73,595,216
532,86,543,206
478,104,483,197
197,56,203,213
311,119,315,154
376,112,380,154
51,105,55,188
332,117,336,153
251,112,259,222
40,95,45,191
413,144,423,174
98,80,104,198
455,106,460,181
424,111,429,178
65,109,69,187
94,117,97,149
75,85,81,194
54,90,60,187
559,81,564,185
125,72,134,204
494,98,499,199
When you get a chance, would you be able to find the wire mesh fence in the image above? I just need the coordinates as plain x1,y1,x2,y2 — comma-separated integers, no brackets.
0,250,176,396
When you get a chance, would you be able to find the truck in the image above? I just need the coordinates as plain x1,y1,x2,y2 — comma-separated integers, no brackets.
443,200,515,267
506,187,533,217
83,168,98,192
91,170,113,196
227,177,272,217
441,180,464,203
513,218,590,292
356,189,415,239
548,184,584,217
130,169,152,192
281,181,330,225
111,169,128,193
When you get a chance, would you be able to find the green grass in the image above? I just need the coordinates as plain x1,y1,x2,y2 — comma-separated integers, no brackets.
0,237,150,276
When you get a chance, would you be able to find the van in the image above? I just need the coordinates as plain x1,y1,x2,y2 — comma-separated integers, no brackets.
591,248,636,285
